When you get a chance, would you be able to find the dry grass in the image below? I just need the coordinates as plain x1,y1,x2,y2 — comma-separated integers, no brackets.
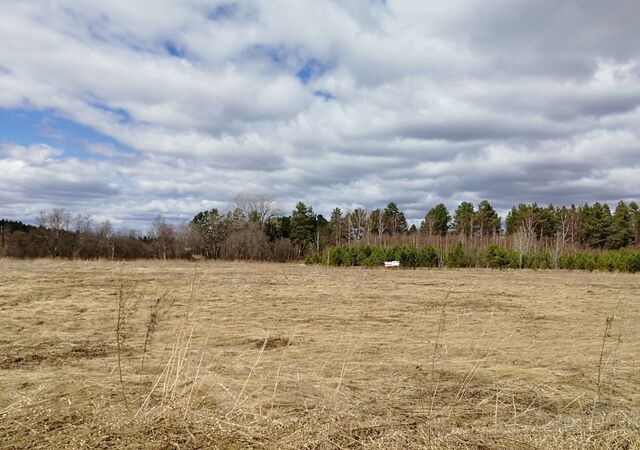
1,259,639,449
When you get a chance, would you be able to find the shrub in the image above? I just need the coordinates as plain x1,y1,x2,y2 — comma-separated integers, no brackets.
447,243,470,268
328,246,349,266
522,251,551,270
628,252,640,273
484,245,515,269
321,245,640,272
417,245,439,267
304,252,323,265
364,245,387,267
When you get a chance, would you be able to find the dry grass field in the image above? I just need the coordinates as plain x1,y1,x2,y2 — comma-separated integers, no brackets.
1,259,639,449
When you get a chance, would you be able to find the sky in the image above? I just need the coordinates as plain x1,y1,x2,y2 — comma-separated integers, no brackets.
1,0,639,230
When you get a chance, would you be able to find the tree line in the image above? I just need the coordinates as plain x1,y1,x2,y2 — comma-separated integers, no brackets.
1,195,639,262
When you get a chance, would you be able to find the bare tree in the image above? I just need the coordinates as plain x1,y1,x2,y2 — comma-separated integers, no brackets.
347,208,368,242
552,209,570,268
150,216,175,260
95,220,115,258
174,222,205,259
513,224,535,268
235,193,279,227
37,209,72,257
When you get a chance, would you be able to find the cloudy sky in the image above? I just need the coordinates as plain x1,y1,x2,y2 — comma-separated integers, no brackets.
1,1,639,230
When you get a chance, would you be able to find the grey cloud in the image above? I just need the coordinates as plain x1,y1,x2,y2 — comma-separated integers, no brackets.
0,1,639,227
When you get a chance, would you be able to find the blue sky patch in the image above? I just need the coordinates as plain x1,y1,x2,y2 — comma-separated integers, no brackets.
164,41,185,58
0,108,132,160
314,90,336,101
89,101,133,124
297,59,330,84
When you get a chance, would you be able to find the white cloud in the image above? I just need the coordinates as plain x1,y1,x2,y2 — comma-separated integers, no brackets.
0,0,639,228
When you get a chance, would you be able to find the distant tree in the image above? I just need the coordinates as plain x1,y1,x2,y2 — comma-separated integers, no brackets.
580,202,612,248
150,215,175,260
474,200,501,237
505,203,553,238
421,203,450,236
630,201,640,245
226,207,247,232
174,222,205,258
37,209,73,257
265,216,291,241
369,208,385,238
235,193,278,227
290,202,315,255
607,201,634,250
192,208,226,258
346,208,368,242
329,207,344,245
95,220,115,258
72,214,95,258
383,202,407,236
537,205,558,238
330,207,342,224
561,204,582,244
453,202,475,239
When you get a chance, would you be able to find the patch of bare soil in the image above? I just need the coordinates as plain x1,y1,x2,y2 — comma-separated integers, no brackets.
1,342,112,369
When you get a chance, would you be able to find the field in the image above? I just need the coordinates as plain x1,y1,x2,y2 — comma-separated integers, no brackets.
1,260,639,449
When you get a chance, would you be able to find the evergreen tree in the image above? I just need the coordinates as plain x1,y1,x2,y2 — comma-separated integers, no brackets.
607,201,634,249
537,205,558,238
421,203,450,236
383,202,408,235
505,203,553,238
329,207,344,244
313,214,328,252
264,216,291,241
290,202,315,254
369,208,385,236
191,208,227,258
630,201,640,244
580,202,612,248
475,200,501,237
453,201,475,238
330,207,343,224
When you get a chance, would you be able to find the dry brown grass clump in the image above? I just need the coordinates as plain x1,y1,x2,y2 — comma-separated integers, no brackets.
1,259,639,449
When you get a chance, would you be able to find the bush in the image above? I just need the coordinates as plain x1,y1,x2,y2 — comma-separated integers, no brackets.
628,252,640,273
417,245,439,267
328,246,349,266
522,251,551,270
447,243,470,268
321,244,640,272
364,245,387,267
304,252,323,265
483,245,516,269
397,245,418,268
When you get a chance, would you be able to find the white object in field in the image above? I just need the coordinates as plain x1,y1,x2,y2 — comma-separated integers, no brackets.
384,261,400,267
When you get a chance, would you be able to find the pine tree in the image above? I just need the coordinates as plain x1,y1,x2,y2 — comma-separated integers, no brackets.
581,202,612,248
453,201,475,238
329,207,344,245
475,200,500,237
607,201,634,249
290,202,315,254
192,208,227,258
630,202,640,244
369,209,385,236
383,202,408,235
421,203,450,236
